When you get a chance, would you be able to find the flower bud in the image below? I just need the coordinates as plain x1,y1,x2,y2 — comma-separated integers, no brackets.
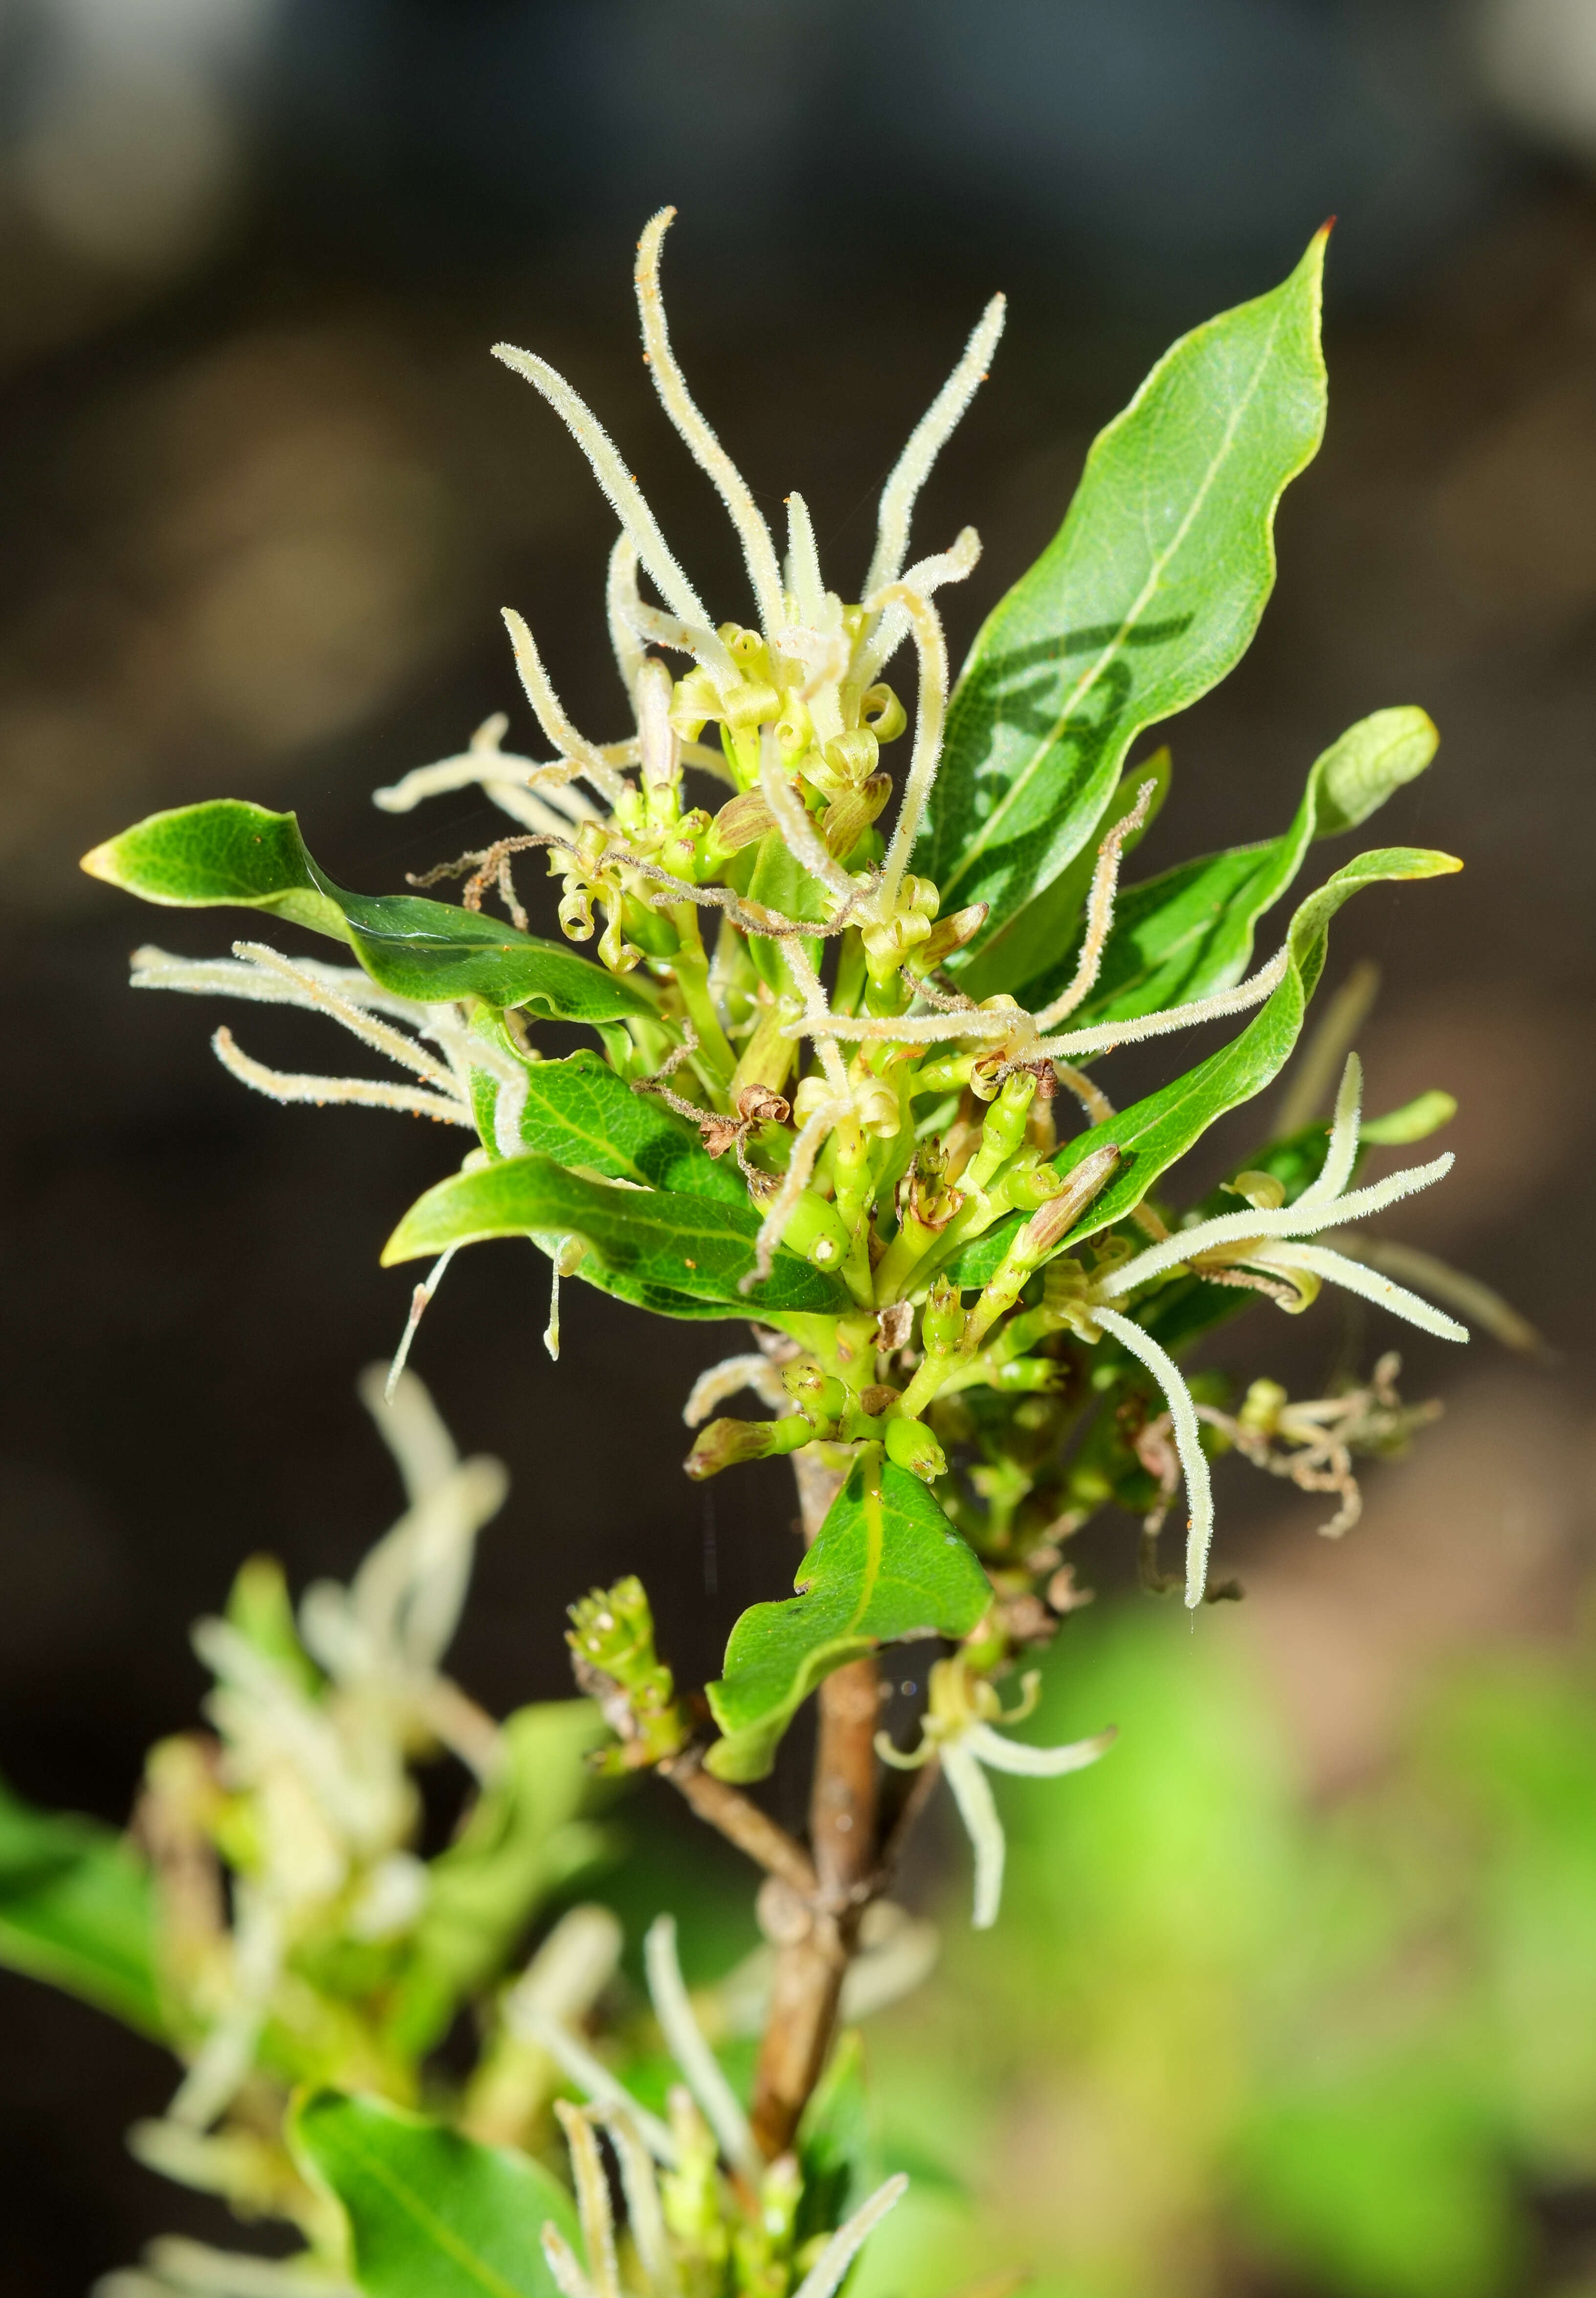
780,1361,848,1428
1012,1144,1123,1264
685,1414,811,1479
1239,1377,1287,1437
777,1190,851,1270
821,773,892,860
708,790,775,859
885,1415,948,1482
920,1275,966,1356
963,1069,1036,1192
1005,1155,1066,1211
909,903,989,973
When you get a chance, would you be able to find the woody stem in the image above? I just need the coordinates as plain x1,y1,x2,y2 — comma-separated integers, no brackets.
749,1449,881,2160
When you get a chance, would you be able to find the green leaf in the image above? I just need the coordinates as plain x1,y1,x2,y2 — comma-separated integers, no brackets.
470,1045,745,1203
387,1703,611,2057
1010,706,1439,1019
921,228,1329,948
944,844,1461,1287
291,2091,579,2298
82,801,653,1024
0,1774,162,2036
382,1153,852,1320
225,1554,323,1699
955,745,1172,1003
797,2027,879,2250
746,827,829,980
1361,1090,1456,1147
705,1457,990,1783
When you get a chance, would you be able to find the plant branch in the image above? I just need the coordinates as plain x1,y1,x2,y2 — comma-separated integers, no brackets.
660,1751,819,1900
750,1453,881,2161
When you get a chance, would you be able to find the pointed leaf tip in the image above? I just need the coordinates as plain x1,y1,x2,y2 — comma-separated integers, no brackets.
76,798,652,1022
924,226,1330,946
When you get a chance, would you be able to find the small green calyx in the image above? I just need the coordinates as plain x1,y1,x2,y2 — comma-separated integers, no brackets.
884,1415,948,1482
565,1576,689,1772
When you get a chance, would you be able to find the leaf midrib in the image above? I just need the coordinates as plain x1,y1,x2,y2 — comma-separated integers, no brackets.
939,301,1286,907
328,2127,536,2298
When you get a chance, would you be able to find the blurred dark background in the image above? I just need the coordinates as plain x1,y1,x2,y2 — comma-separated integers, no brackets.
3,1,1596,2290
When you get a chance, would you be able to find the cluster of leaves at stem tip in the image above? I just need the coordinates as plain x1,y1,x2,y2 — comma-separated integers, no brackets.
68,203,1498,2292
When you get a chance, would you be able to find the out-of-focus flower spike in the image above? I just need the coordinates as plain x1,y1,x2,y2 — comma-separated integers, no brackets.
940,1742,1006,1928
508,1998,679,2166
554,2102,621,2298
963,1721,1117,1778
599,2107,681,2298
540,2225,599,2298
359,1361,460,1503
643,1914,762,2182
790,2175,910,2298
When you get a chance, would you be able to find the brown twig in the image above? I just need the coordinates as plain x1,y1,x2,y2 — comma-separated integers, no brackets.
749,1453,883,2160
661,1750,819,1900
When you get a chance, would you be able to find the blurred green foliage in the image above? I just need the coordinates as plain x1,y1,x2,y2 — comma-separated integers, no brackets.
850,1598,1596,2298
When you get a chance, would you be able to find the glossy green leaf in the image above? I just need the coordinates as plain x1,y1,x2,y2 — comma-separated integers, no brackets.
82,801,653,1024
920,228,1329,948
944,844,1461,1287
0,1775,162,2036
470,1045,745,1202
292,2091,578,2298
383,1153,851,1319
1009,706,1439,1019
745,829,828,991
705,1457,990,1783
955,746,1172,1003
388,1703,610,2057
